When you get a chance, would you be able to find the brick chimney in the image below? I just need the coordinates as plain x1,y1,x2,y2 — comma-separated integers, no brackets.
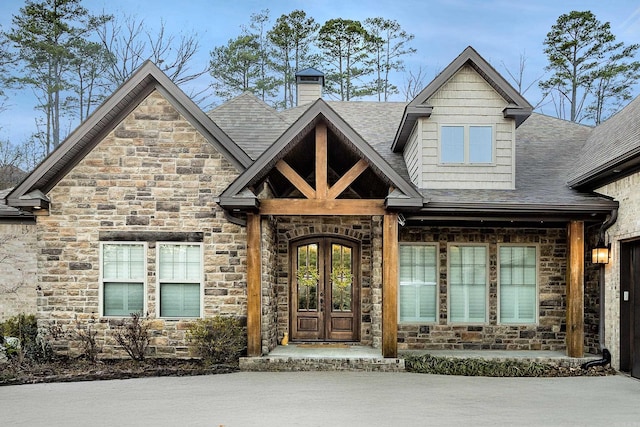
295,68,324,106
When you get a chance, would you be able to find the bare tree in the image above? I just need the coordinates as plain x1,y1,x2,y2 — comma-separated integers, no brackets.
402,66,427,101
501,52,547,109
97,13,208,94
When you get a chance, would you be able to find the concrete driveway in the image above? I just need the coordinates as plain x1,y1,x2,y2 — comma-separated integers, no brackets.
2,372,640,426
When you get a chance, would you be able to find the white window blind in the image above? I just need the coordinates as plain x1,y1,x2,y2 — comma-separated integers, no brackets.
399,245,437,322
158,244,202,318
102,243,145,316
499,246,536,324
449,245,486,323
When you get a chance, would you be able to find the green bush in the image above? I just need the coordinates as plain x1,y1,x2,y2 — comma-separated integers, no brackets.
1,313,53,363
187,316,246,366
405,354,549,377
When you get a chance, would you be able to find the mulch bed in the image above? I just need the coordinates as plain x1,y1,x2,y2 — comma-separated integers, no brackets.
0,358,238,386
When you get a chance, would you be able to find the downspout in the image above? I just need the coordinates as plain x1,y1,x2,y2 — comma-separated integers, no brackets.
583,208,618,369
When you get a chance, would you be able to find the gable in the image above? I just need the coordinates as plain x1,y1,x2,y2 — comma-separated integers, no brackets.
6,61,251,211
219,99,422,213
392,46,532,153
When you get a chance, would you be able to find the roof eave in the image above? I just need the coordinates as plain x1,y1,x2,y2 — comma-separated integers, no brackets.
217,196,259,211
569,146,640,190
391,105,433,152
503,106,533,128
416,200,618,216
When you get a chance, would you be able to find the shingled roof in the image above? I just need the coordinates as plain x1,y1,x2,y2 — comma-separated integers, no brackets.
568,96,640,189
210,93,617,219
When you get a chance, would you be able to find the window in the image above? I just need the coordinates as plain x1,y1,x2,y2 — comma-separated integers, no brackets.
448,245,487,323
158,243,202,318
101,243,145,316
399,245,438,322
499,246,537,324
440,125,493,164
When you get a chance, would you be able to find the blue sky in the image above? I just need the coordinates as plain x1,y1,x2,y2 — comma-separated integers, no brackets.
1,0,640,145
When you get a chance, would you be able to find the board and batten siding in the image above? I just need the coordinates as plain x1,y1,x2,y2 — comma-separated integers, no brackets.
410,64,516,190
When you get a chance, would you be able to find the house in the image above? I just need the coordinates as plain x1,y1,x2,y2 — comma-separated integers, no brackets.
1,46,636,374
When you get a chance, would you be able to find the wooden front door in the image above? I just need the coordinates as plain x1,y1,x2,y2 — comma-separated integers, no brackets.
621,240,640,378
291,237,360,341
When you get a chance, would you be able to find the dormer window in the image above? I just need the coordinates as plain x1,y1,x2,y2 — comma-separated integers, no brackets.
440,125,494,164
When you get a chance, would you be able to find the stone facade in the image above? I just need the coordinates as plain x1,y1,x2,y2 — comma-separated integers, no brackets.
397,226,570,351
0,223,38,319
35,90,245,357
596,171,640,369
9,88,603,360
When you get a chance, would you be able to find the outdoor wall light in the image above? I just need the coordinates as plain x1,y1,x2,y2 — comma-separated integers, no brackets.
591,240,610,264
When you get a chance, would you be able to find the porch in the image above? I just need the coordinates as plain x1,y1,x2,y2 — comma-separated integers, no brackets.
239,344,600,372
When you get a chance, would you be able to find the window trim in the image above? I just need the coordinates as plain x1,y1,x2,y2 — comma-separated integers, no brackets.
398,243,439,324
446,243,489,325
497,243,539,325
99,241,148,318
439,124,495,165
156,242,204,319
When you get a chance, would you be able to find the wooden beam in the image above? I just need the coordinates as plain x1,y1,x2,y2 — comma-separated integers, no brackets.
246,213,262,357
382,213,398,358
566,220,584,358
275,160,316,199
259,199,386,216
316,123,328,198
327,159,369,200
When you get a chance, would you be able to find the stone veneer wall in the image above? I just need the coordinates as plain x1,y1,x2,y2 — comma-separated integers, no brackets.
274,216,379,347
398,226,568,351
36,90,246,358
584,225,603,356
0,223,38,320
597,171,640,369
261,216,278,354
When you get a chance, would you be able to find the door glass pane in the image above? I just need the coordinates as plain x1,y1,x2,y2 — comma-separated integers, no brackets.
331,244,352,312
297,244,318,311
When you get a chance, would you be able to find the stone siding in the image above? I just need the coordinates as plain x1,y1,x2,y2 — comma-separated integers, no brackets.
397,226,568,351
0,223,38,319
597,171,640,369
36,90,245,358
261,216,278,354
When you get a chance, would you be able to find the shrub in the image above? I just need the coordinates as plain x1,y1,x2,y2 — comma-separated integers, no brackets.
71,316,102,362
187,316,246,366
113,312,150,361
405,354,549,377
1,313,54,363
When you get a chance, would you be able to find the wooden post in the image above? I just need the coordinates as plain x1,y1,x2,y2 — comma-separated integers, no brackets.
246,213,261,356
566,220,584,358
382,213,398,358
316,123,328,198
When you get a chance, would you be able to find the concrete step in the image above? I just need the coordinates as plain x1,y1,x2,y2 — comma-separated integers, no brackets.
239,344,404,372
239,355,405,372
